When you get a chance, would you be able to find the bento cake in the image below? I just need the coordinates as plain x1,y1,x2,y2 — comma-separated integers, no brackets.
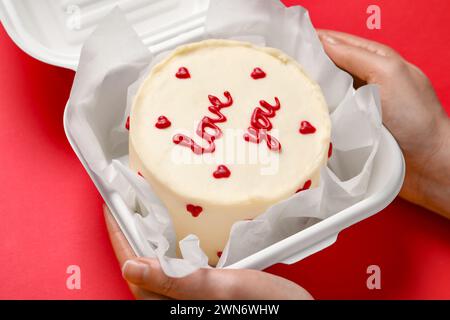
129,39,331,265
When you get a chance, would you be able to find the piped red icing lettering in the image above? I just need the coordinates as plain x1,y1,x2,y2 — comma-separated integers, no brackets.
186,204,203,217
244,97,282,152
176,67,191,79
125,116,130,130
155,116,171,129
217,251,222,258
328,142,333,158
251,67,266,79
296,180,312,193
299,121,316,134
213,165,231,179
173,91,233,154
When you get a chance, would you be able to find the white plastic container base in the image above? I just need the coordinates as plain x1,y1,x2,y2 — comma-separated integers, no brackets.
0,0,405,270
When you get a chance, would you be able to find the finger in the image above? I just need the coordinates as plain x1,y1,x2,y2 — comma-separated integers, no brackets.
317,32,387,83
103,205,168,300
122,257,313,300
103,204,135,265
317,29,398,58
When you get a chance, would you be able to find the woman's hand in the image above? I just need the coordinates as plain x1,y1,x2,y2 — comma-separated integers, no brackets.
104,206,313,300
317,30,450,218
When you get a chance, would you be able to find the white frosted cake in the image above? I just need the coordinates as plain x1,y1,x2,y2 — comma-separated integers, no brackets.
129,39,331,265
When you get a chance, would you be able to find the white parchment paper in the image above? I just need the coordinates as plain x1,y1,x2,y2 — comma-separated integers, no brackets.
65,0,382,277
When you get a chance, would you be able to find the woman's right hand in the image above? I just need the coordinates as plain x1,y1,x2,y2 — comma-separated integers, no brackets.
317,30,450,218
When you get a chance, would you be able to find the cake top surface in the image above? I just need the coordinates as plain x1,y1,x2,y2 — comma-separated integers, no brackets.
130,39,331,207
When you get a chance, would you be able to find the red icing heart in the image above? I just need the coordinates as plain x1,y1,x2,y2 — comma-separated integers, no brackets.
186,204,203,217
125,116,130,130
299,121,316,134
296,180,312,193
176,67,191,79
217,251,222,258
251,67,266,79
155,116,171,129
213,165,231,179
328,142,333,158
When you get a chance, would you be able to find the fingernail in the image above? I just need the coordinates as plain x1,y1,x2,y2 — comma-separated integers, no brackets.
319,34,338,45
122,260,149,284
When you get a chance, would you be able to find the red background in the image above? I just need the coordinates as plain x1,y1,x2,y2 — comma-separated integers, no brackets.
0,0,449,299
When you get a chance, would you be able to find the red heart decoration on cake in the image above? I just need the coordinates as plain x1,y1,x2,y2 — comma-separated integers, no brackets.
299,121,316,134
176,67,191,79
125,116,130,130
296,180,312,193
217,251,223,258
251,67,266,79
155,116,171,129
328,142,333,158
186,204,203,217
213,165,231,179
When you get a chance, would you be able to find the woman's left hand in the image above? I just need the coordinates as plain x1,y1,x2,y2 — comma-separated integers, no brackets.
104,205,313,300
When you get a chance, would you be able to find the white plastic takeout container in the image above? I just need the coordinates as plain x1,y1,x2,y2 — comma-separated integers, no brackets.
0,0,405,270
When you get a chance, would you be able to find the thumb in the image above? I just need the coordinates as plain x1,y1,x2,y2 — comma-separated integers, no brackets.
122,257,313,300
104,205,167,299
317,30,388,83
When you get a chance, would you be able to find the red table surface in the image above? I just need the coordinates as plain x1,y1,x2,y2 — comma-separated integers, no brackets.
0,0,449,300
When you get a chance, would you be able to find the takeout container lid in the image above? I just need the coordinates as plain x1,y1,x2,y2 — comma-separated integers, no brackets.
0,0,405,270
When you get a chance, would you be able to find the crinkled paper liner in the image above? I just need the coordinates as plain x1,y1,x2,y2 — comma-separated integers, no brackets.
66,0,382,277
